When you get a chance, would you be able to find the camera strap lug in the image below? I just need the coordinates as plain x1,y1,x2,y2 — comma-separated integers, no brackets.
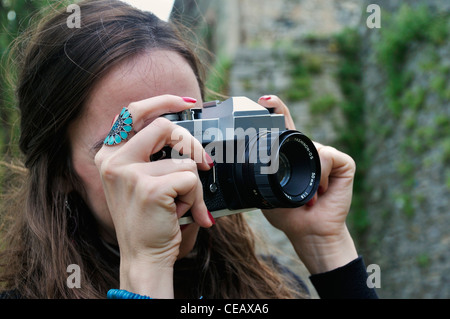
209,165,218,193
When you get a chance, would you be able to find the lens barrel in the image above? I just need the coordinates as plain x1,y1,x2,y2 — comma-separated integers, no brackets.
245,130,321,208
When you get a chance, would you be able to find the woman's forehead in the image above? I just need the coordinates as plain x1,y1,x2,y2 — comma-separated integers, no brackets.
86,50,201,116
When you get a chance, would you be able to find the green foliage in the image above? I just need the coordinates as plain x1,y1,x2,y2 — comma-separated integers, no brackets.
1,1,77,196
400,87,426,112
282,49,318,102
284,77,311,101
304,55,323,75
416,253,431,268
378,5,432,67
442,138,450,165
428,14,450,44
435,115,450,137
396,160,414,177
374,4,450,219
333,28,368,234
377,4,450,117
204,53,232,101
0,0,51,158
445,170,450,191
309,94,337,115
393,192,415,218
334,29,364,127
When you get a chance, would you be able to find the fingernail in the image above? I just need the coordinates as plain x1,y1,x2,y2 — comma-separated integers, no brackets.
306,197,316,207
318,186,324,195
259,95,271,101
182,97,197,104
205,152,214,168
207,210,216,225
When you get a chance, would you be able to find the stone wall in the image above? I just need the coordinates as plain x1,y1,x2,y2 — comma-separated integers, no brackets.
172,0,450,298
359,0,450,298
173,0,361,58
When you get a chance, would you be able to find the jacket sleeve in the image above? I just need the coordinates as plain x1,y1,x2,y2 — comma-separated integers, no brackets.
309,256,379,299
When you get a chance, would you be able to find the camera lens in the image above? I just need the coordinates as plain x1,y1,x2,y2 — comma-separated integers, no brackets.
276,152,291,187
244,130,321,208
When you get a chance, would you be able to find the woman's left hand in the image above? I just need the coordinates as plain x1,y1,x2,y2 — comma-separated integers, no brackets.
258,95,358,274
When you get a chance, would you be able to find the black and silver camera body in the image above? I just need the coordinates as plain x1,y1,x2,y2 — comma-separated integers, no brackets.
160,97,321,222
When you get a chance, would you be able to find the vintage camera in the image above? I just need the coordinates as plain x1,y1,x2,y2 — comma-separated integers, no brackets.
157,97,321,222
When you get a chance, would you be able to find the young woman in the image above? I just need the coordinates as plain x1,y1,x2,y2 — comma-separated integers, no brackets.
0,0,377,299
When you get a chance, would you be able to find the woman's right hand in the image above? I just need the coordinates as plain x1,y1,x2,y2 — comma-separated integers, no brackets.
94,95,214,298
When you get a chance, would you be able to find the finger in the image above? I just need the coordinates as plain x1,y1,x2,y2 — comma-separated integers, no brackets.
132,158,205,179
133,159,213,227
317,146,334,193
97,95,200,160
317,146,356,194
174,178,204,219
127,94,198,133
118,117,211,171
164,171,212,228
102,95,197,148
313,141,325,150
306,192,318,207
258,95,296,130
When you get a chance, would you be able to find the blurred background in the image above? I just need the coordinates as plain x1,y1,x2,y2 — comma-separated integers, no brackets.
1,0,449,298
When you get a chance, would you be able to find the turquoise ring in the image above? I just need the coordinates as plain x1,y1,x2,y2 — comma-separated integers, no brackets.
104,107,134,146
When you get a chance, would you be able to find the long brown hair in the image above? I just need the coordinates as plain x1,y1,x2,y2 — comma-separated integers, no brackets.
0,0,305,298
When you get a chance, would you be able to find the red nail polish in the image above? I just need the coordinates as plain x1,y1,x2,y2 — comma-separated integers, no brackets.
259,95,271,101
182,97,197,103
205,153,214,168
207,210,216,225
318,186,324,195
307,197,316,207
